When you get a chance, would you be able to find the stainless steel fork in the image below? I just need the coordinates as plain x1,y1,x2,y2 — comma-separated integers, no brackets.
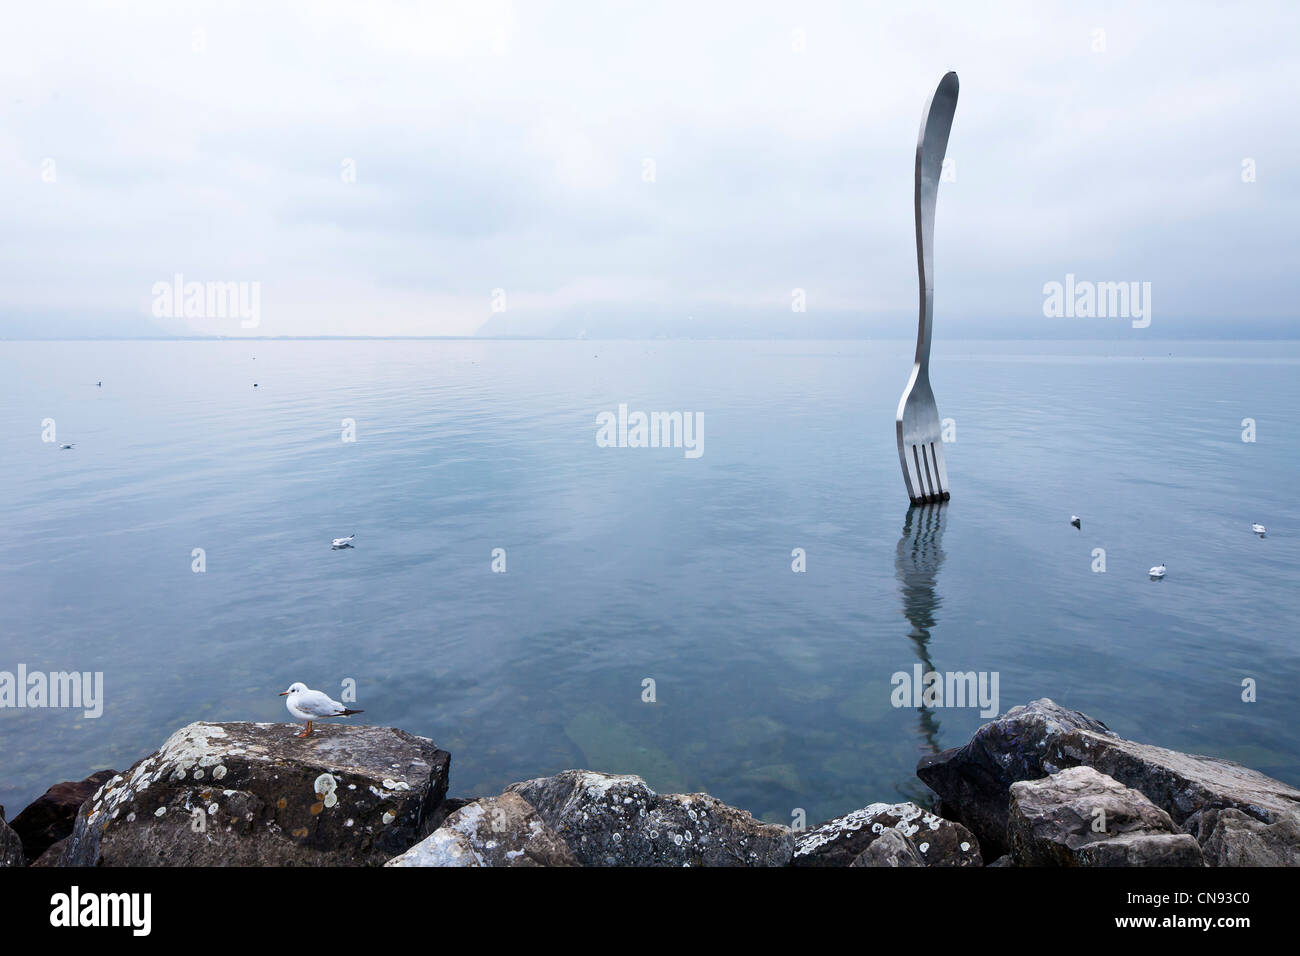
896,71,958,504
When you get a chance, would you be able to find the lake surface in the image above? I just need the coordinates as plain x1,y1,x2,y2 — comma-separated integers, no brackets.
2,338,1298,825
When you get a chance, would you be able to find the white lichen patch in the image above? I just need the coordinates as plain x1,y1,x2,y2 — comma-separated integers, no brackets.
212,765,227,781
382,811,396,825
314,773,338,798
795,802,926,857
154,806,167,817
578,772,650,802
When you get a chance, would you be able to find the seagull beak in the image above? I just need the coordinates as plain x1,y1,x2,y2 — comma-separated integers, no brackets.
279,691,289,696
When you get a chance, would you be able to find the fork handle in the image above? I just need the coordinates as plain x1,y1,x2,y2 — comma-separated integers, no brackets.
914,72,959,371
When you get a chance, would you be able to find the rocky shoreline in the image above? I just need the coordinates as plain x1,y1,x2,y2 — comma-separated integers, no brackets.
3,698,1298,867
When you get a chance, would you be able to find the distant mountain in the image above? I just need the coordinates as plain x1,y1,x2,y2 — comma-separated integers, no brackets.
0,310,172,340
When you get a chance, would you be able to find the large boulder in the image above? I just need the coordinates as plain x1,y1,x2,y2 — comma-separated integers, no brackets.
1190,807,1300,867
387,792,578,867
1007,766,1203,866
1,808,25,867
9,769,117,863
505,770,794,866
58,722,449,866
793,801,982,867
917,698,1300,860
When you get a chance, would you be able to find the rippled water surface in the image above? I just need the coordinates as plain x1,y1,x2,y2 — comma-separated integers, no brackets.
2,338,1298,823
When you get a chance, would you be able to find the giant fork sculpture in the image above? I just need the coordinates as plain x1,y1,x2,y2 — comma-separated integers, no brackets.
896,71,958,504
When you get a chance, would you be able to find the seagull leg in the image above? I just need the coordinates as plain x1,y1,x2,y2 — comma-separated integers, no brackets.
295,721,313,738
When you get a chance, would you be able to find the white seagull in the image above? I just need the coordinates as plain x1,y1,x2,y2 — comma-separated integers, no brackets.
1070,515,1081,529
1252,523,1267,537
1149,563,1166,579
331,534,355,550
279,682,364,738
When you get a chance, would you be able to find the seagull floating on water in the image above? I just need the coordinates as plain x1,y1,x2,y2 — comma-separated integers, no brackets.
331,534,355,549
1070,515,1081,529
279,682,364,738
1149,563,1166,579
60,443,75,450
1252,523,1267,537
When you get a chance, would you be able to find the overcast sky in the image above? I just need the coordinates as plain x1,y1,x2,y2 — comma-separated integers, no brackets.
2,1,1297,339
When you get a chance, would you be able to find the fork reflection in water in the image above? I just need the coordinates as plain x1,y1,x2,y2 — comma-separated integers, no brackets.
895,503,948,758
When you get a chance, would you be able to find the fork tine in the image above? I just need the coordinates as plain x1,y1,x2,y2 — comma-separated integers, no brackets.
907,444,926,502
908,445,918,498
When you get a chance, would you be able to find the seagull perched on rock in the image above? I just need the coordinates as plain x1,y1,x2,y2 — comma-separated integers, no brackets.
279,682,364,738
331,534,355,549
1149,563,1166,579
1070,515,1081,529
1252,523,1267,537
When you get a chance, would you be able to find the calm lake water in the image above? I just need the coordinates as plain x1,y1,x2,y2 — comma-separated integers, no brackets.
2,338,1298,825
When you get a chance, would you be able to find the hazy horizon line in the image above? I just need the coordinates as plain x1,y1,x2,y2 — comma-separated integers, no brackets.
6,333,1300,343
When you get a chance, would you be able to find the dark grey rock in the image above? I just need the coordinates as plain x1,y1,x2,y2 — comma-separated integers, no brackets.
387,792,578,866
1193,807,1300,867
917,698,1300,860
58,721,449,866
1,808,25,867
9,769,117,863
848,828,926,867
1008,766,1202,866
1074,833,1205,867
30,838,68,867
420,796,472,836
794,801,982,867
506,770,793,866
